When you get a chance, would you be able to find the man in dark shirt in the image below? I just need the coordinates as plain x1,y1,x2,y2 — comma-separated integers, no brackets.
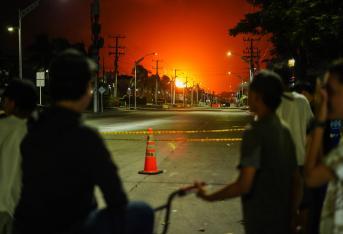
195,70,301,234
13,49,153,234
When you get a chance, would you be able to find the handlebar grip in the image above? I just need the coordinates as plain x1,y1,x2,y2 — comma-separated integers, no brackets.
177,182,207,196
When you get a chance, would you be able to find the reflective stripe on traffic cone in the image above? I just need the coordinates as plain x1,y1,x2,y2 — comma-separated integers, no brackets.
139,128,163,175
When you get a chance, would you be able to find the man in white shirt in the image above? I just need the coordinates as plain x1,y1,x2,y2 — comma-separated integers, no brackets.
274,66,314,233
277,91,314,165
0,80,37,234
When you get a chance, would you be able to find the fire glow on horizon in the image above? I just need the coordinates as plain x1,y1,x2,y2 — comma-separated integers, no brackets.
11,0,266,92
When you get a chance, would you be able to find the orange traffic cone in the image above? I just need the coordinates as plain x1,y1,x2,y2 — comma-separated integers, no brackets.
139,128,163,175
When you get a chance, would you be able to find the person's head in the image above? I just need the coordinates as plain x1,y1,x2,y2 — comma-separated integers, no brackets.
293,80,315,103
325,59,343,119
49,49,97,112
1,79,37,118
249,70,284,116
272,63,292,90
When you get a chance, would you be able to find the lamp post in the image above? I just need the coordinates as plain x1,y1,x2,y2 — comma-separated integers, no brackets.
227,50,253,82
288,58,296,86
9,0,40,80
228,72,246,98
134,52,157,109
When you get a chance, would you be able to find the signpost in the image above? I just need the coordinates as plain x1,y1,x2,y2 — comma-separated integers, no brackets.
36,71,45,105
98,86,106,112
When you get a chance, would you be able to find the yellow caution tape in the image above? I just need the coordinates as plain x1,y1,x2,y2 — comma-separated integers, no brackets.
101,128,245,135
104,138,242,142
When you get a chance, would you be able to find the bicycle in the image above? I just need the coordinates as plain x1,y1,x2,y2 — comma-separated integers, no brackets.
154,184,203,234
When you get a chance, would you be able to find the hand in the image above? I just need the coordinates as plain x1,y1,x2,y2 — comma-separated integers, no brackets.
194,181,210,201
290,211,302,234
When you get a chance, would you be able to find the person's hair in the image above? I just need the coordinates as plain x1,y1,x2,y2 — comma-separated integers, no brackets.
249,70,284,111
328,59,343,84
3,79,37,115
49,49,97,102
292,81,315,95
271,63,291,88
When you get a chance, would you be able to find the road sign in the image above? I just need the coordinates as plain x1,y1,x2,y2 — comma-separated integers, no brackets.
36,71,45,105
36,72,45,87
98,86,106,94
36,79,45,87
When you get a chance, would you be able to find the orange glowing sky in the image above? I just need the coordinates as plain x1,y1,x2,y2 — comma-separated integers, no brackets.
10,0,272,93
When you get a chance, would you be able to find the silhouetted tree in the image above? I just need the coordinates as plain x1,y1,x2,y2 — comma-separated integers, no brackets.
230,0,343,77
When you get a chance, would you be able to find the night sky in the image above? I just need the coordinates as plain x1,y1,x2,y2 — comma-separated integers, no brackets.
1,0,268,93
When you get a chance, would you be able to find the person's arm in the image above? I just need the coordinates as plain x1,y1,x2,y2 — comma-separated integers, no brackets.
87,130,128,209
289,167,302,234
305,89,335,187
291,168,302,212
196,167,256,202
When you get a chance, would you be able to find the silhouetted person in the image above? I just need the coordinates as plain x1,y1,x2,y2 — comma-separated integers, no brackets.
297,78,342,234
305,59,343,234
292,80,316,111
274,66,314,233
13,49,154,234
195,70,301,234
0,79,37,234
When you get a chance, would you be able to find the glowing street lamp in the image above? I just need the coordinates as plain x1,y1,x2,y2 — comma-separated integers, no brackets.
7,27,15,32
226,50,254,82
288,58,296,86
134,52,157,109
288,58,296,68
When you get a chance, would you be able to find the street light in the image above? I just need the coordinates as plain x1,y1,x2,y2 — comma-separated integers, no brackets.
288,58,296,68
8,0,41,80
7,27,15,32
288,58,296,86
134,52,157,109
227,50,253,82
226,51,248,62
228,72,245,97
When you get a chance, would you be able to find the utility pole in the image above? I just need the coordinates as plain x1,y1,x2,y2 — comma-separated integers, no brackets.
109,35,125,98
191,81,195,106
153,59,162,105
183,76,188,107
89,0,104,113
196,83,199,106
102,53,105,79
170,76,173,105
173,69,180,105
243,38,260,82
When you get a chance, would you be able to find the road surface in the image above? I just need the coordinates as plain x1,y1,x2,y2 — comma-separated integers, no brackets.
85,109,251,234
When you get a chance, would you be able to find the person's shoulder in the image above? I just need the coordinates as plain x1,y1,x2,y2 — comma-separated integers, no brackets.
292,92,310,104
279,118,291,131
0,116,27,142
0,112,7,119
0,115,26,128
78,125,101,140
243,121,260,139
79,125,108,146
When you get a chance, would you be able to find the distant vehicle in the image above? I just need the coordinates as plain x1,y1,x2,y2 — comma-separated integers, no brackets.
221,103,230,108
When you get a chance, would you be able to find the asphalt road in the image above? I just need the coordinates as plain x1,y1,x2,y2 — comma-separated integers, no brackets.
85,109,252,234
